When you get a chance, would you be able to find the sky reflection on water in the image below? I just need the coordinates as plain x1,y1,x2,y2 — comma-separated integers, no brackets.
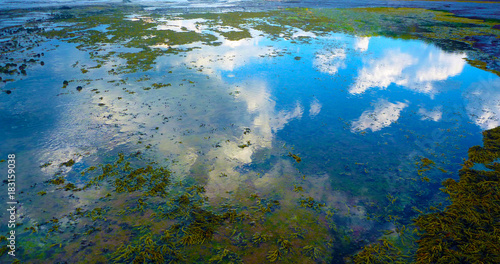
1,9,500,262
2,13,498,201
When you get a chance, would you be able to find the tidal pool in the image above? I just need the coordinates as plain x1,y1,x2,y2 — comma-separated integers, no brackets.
1,4,500,263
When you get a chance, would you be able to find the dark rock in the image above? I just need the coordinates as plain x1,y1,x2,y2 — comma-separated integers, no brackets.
76,86,83,91
5,90,11,94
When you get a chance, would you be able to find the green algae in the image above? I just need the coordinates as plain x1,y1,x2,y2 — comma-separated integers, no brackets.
288,152,302,163
220,30,252,41
37,5,500,78
351,126,500,263
412,127,500,263
59,159,75,167
350,238,411,264
16,151,344,263
41,10,218,73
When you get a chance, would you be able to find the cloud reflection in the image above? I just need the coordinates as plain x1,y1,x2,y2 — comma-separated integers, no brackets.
418,106,442,121
350,50,416,94
155,18,208,33
203,81,303,197
155,28,274,77
291,28,317,39
314,48,346,75
354,36,370,52
350,48,466,96
309,98,322,117
235,80,304,151
351,99,408,132
466,78,500,130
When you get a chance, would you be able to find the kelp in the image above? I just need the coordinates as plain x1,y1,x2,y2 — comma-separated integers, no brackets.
352,126,500,263
288,152,302,163
467,127,500,164
351,238,410,264
23,152,334,263
414,126,500,263
82,153,171,197
209,248,243,263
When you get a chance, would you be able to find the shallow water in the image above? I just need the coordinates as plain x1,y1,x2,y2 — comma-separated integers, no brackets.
1,4,500,263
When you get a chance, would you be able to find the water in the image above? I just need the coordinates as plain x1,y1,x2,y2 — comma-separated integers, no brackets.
0,4,499,263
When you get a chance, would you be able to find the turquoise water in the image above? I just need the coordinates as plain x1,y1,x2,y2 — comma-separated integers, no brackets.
1,7,500,263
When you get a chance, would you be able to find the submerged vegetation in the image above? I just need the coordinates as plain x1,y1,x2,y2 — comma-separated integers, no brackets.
414,127,500,263
3,126,498,262
351,126,500,263
0,152,338,263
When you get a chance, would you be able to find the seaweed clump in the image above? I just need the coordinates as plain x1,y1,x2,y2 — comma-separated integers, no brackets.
467,128,500,164
60,159,75,167
350,126,500,263
414,126,500,263
351,238,410,263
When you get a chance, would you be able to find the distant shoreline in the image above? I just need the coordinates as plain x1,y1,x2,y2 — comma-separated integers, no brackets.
0,0,499,22
391,0,499,3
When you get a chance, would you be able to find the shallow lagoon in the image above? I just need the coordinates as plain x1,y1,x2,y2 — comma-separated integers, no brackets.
1,4,500,263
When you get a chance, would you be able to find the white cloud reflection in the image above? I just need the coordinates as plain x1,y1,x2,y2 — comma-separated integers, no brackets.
154,28,275,77
415,52,465,83
309,98,322,117
350,50,416,94
354,36,370,52
314,48,346,75
466,78,500,130
418,106,442,121
155,18,208,33
236,80,304,147
350,49,466,96
203,81,303,197
351,99,408,132
148,20,310,197
291,28,317,39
